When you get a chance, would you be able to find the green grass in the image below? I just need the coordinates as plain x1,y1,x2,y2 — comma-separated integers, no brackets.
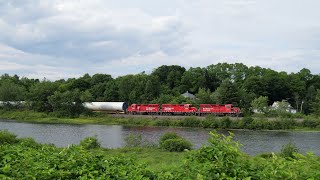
101,148,188,172
1,130,320,179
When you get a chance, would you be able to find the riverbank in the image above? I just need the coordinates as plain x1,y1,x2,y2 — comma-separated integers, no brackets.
1,130,320,179
1,109,320,131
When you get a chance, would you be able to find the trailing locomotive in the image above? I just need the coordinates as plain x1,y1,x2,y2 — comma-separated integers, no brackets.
127,103,241,116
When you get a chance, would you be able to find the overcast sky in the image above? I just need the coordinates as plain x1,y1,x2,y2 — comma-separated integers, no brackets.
0,0,319,80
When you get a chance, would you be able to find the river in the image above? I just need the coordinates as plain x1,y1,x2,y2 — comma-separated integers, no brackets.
1,120,320,155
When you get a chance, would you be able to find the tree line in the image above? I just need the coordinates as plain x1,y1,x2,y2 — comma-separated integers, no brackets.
1,63,320,117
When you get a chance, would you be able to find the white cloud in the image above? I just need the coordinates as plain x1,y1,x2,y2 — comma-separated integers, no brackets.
0,0,320,79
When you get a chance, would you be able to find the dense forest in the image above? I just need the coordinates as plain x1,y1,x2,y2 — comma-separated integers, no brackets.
1,63,320,117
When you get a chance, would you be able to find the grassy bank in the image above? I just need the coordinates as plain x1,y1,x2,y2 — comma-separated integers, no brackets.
1,130,320,179
1,109,320,131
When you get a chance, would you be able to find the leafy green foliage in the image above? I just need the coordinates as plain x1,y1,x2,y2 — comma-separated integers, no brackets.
159,132,192,152
1,62,320,117
0,130,18,145
280,142,300,159
180,131,249,179
160,138,192,152
0,80,26,102
311,89,320,116
80,136,101,149
48,89,85,117
251,96,269,113
1,130,320,179
27,81,59,112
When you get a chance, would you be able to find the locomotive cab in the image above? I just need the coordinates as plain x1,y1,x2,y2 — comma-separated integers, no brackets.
127,104,137,114
225,104,242,116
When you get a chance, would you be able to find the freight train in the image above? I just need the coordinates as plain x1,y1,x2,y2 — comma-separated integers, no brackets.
128,103,241,116
83,102,242,116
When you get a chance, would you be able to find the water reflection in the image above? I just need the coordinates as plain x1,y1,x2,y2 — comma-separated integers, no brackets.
1,120,320,155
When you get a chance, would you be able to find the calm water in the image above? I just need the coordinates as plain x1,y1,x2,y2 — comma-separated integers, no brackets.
1,120,320,155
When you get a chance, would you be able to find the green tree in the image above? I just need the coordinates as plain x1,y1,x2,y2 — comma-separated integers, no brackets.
104,80,119,101
27,81,58,112
48,89,84,117
117,74,148,103
0,80,26,102
144,75,161,101
196,88,214,104
251,96,269,114
242,76,268,97
151,94,175,104
90,73,112,86
151,65,185,85
81,90,94,102
311,89,320,116
180,67,207,93
213,80,240,106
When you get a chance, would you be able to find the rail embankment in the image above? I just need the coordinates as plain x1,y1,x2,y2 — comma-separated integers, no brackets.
0,110,320,131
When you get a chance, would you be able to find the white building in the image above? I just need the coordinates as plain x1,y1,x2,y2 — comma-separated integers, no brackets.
271,101,297,114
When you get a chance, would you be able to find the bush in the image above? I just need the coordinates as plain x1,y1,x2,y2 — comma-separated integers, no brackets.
302,119,320,128
159,132,192,152
153,119,170,126
220,117,232,129
280,142,300,159
19,137,41,148
182,117,201,127
159,132,180,145
257,152,274,159
161,138,192,152
80,136,101,149
182,131,249,179
0,130,18,145
241,117,254,129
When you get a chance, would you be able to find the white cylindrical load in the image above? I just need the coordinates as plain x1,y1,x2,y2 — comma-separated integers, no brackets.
83,102,128,112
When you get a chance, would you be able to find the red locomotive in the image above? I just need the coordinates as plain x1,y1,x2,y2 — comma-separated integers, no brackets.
128,104,160,115
128,103,241,116
199,104,241,116
162,104,197,115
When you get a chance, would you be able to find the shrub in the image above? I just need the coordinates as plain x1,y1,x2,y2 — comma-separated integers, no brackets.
183,131,249,179
19,137,41,148
161,138,192,152
241,116,254,129
159,132,180,146
257,152,274,159
80,136,101,149
182,117,201,127
280,142,300,159
220,117,232,129
302,119,320,128
0,130,18,145
201,119,214,128
153,119,170,127
159,132,192,152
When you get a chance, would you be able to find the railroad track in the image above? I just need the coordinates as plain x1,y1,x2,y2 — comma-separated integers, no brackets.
111,114,243,120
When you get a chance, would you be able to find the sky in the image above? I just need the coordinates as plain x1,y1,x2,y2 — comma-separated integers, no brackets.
0,0,319,80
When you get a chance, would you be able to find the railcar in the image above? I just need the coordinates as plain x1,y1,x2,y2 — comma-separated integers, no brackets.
161,104,197,115
83,102,242,116
127,104,160,115
199,104,241,116
82,102,128,113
